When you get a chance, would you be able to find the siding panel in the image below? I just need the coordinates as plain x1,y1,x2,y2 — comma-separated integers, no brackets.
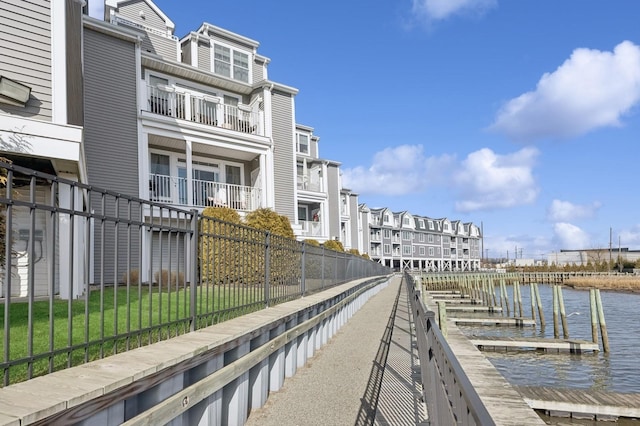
197,40,210,71
271,91,295,220
118,0,167,31
140,31,177,60
84,28,140,283
0,0,52,120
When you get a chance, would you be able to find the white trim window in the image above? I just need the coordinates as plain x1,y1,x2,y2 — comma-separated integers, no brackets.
296,133,309,154
403,245,411,255
429,247,435,256
384,244,391,255
419,247,425,256
213,43,250,83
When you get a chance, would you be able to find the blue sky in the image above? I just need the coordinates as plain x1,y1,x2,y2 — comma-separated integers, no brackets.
91,1,640,261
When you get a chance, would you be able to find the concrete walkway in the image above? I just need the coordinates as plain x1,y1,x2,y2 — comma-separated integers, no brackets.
245,275,428,426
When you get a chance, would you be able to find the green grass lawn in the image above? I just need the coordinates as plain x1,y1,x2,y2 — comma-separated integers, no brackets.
0,284,266,385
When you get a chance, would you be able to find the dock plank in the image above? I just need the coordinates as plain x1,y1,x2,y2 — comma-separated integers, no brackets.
515,386,640,419
470,336,599,353
450,317,534,326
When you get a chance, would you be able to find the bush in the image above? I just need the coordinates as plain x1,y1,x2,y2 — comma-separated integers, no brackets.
154,269,185,288
244,209,298,286
199,206,244,285
347,248,360,256
304,239,320,247
244,208,294,238
323,239,344,252
122,269,140,285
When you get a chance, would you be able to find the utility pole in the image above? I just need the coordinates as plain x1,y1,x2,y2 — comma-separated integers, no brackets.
609,227,612,274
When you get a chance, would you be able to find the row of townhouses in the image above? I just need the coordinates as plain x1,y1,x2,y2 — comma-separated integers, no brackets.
0,0,482,298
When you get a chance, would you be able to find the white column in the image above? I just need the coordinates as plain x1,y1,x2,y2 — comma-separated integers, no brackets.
58,174,83,299
50,1,67,124
296,311,308,368
186,140,193,205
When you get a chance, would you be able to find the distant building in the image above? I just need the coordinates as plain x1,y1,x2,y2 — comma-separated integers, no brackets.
547,248,640,266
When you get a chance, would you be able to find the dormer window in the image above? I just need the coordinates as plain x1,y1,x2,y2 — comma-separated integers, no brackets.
297,133,309,154
213,43,250,83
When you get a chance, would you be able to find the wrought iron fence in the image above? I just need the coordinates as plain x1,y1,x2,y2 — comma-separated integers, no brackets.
0,161,389,386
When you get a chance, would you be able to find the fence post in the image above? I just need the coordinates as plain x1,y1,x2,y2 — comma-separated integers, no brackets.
189,209,199,332
264,231,271,307
301,241,306,296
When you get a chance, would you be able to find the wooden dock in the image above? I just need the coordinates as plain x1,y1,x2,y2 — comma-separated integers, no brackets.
444,305,503,313
470,336,600,353
450,317,534,326
515,386,640,420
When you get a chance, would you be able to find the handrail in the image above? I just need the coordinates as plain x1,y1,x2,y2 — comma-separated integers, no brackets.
405,272,495,425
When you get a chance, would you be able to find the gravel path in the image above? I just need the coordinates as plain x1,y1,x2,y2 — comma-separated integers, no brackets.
245,276,403,426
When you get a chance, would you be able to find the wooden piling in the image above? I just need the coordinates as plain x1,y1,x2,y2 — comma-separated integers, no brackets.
595,289,610,353
558,285,569,339
590,289,598,344
553,285,559,339
534,283,545,328
529,283,536,322
437,301,447,338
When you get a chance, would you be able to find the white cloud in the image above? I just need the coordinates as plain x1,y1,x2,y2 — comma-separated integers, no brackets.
553,222,591,250
453,147,539,212
412,0,497,21
619,226,640,247
547,199,601,222
491,41,640,142
341,145,454,196
88,1,104,19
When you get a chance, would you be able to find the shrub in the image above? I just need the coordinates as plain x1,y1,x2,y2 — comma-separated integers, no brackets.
244,208,294,238
347,248,360,256
199,206,244,285
323,239,344,252
154,269,185,288
122,269,140,285
244,209,299,286
304,239,320,247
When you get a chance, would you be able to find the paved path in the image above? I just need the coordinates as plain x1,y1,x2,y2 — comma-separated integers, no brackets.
245,275,428,426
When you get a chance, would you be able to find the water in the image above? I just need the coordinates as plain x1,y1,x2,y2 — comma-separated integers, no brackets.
457,284,640,393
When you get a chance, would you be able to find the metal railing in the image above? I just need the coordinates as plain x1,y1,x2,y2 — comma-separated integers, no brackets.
146,85,262,136
404,272,494,425
299,219,323,238
0,161,390,386
149,173,262,211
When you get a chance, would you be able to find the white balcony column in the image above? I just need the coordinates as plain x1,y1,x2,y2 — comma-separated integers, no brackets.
262,151,274,209
184,92,192,122
50,0,67,124
58,174,83,300
139,132,150,199
186,140,193,205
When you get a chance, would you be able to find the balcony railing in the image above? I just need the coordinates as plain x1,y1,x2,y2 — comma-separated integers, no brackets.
296,174,323,192
299,220,323,237
149,173,261,211
146,85,263,136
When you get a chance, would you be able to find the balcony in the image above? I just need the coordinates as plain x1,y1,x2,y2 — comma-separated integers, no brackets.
299,220,323,238
297,173,323,192
149,173,261,211
146,85,263,136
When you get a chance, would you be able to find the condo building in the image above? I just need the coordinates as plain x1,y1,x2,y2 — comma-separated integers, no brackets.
0,0,482,300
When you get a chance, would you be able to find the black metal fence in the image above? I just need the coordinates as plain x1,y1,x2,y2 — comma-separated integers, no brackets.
0,161,389,386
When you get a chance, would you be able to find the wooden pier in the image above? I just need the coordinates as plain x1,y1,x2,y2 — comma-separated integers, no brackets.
450,317,534,326
470,336,600,353
444,305,503,313
515,386,640,420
